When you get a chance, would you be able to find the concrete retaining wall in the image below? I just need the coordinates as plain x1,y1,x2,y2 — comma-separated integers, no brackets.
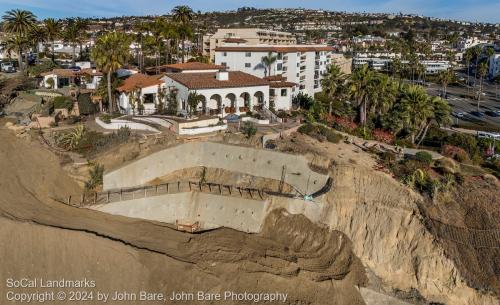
103,142,328,195
91,191,323,233
95,117,159,133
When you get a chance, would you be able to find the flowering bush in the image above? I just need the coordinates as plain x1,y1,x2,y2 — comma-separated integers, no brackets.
333,116,357,131
372,129,395,144
441,145,469,162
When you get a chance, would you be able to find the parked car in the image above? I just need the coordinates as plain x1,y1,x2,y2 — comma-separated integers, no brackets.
1,62,16,73
225,114,240,123
452,111,464,118
485,110,500,117
470,111,485,117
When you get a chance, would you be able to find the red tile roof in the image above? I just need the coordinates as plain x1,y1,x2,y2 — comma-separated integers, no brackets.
215,45,335,52
41,69,78,77
269,81,297,88
161,62,225,72
117,73,163,92
80,68,103,76
165,71,269,89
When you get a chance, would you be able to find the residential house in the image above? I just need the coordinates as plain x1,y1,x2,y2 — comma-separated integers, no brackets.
116,73,165,115
161,70,271,115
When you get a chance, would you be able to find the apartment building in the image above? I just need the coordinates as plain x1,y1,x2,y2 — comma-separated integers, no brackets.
489,53,500,78
457,37,488,51
203,28,296,62
214,45,337,96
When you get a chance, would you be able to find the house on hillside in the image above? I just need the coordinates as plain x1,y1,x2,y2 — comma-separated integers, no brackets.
161,70,271,115
116,73,165,115
40,68,103,90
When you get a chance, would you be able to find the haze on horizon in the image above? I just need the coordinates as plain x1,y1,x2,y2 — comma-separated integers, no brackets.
0,0,498,24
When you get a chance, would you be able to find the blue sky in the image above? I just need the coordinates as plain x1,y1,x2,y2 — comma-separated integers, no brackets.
0,0,498,23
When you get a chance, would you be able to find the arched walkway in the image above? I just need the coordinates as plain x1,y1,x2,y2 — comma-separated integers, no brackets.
209,94,222,114
198,95,207,114
239,92,251,112
253,91,264,110
225,93,237,113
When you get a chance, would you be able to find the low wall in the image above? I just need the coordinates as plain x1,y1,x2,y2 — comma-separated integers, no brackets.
95,117,159,133
178,117,220,129
179,124,227,135
104,141,329,195
242,117,270,125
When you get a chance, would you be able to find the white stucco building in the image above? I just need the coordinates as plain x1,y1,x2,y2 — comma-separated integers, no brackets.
40,68,103,90
116,73,165,115
214,45,337,97
457,37,488,51
489,53,500,78
162,70,274,115
203,28,296,62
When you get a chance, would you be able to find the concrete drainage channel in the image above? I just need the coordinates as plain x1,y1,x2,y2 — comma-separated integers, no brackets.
88,142,331,233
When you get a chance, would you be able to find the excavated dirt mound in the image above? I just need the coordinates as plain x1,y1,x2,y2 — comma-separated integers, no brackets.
0,123,366,305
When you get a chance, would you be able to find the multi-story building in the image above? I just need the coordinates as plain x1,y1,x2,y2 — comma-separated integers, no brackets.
457,37,488,51
489,53,500,78
214,45,340,96
203,28,296,62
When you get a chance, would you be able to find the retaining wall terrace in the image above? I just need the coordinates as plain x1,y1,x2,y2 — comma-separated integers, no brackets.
103,141,329,195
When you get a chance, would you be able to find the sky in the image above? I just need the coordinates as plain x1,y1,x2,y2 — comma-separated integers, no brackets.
0,0,498,23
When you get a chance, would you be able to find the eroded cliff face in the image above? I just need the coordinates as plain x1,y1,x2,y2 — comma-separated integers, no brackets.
321,165,499,305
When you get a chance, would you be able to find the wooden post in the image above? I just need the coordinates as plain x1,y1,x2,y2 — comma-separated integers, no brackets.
155,185,158,193
208,183,212,192
218,184,222,194
94,192,97,204
120,189,122,201
178,181,180,191
199,182,202,191
228,185,232,195
189,182,192,191
81,193,85,205
167,183,169,193
107,191,110,203
238,187,242,196
67,195,72,205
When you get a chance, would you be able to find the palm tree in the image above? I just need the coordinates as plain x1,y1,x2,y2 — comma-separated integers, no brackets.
2,9,36,35
437,69,453,97
27,25,45,65
477,61,488,111
91,32,131,113
172,5,193,25
161,21,178,65
75,17,89,58
464,49,472,92
261,52,277,77
63,21,79,66
471,45,482,88
3,35,28,72
416,96,451,147
43,18,60,63
321,64,346,115
349,64,376,125
172,5,194,63
399,85,434,144
370,74,397,116
2,9,37,73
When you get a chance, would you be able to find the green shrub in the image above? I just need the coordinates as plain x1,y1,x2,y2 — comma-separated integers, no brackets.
298,123,341,143
415,151,433,166
241,122,257,138
77,93,98,115
100,114,112,124
53,96,73,111
85,163,104,190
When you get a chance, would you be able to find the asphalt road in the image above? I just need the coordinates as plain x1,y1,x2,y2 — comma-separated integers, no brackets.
426,81,500,132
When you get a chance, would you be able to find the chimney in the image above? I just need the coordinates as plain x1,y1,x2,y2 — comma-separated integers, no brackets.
216,70,229,81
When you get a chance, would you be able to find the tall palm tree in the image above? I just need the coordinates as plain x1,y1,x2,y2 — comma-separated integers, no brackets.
349,64,376,125
172,5,194,63
91,32,131,113
321,64,346,115
2,9,36,35
43,18,60,63
3,35,28,72
28,25,45,65
172,5,193,25
437,69,453,97
261,52,277,77
399,85,434,144
471,45,482,88
464,48,472,92
370,74,397,116
161,21,178,65
477,61,488,111
63,20,79,66
75,17,89,58
2,9,37,73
